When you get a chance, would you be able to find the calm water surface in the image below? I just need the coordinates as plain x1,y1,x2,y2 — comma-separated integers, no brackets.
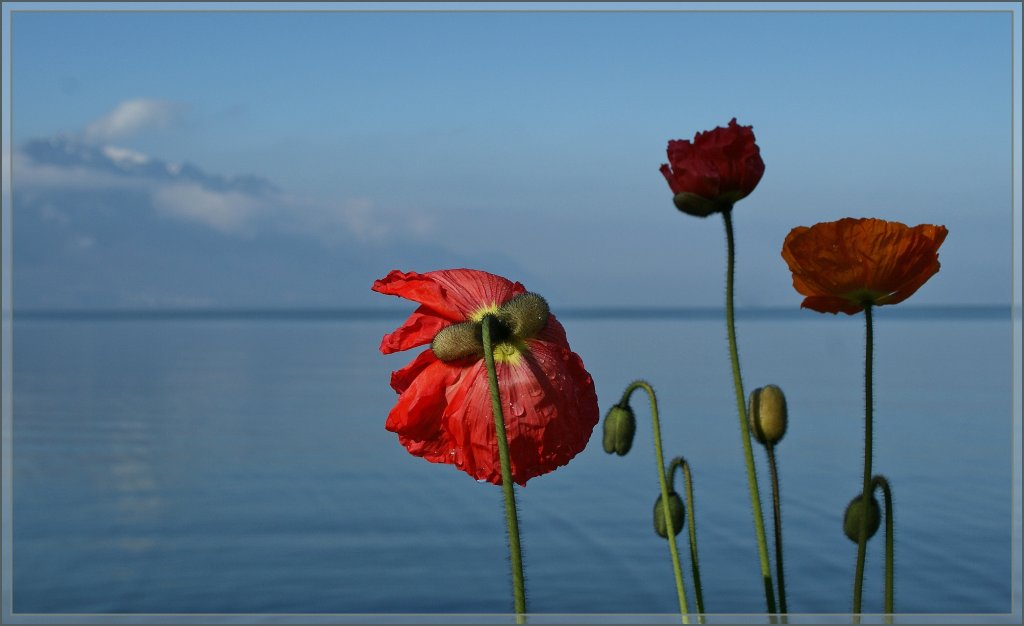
9,312,1018,620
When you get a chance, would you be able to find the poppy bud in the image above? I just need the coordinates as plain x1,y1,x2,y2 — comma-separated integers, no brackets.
653,491,686,538
497,292,549,340
748,384,788,445
843,494,881,543
602,404,636,456
672,192,720,218
431,321,483,361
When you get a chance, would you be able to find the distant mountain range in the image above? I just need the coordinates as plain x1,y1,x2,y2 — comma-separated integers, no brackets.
20,136,279,196
11,136,489,310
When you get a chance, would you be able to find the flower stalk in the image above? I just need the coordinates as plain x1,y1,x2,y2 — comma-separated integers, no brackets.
481,314,527,620
669,457,705,616
722,208,777,614
621,381,690,619
765,443,787,613
852,304,874,615
872,474,894,615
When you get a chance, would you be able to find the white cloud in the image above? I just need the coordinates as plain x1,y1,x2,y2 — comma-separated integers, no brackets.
152,183,268,235
14,141,437,244
13,151,147,190
102,145,149,165
83,99,186,142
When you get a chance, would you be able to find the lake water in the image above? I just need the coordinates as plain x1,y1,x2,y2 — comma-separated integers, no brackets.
6,309,1020,623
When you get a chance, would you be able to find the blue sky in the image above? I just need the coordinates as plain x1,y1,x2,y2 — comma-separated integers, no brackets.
3,3,1021,309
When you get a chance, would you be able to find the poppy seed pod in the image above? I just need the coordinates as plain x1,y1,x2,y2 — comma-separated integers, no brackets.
431,321,483,362
843,494,881,543
653,491,686,538
602,404,636,456
497,292,550,340
748,384,788,445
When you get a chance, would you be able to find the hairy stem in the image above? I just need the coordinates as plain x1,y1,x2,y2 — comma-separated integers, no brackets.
622,381,690,620
481,315,526,620
852,304,874,615
669,457,705,617
722,209,777,614
872,475,894,616
766,444,787,613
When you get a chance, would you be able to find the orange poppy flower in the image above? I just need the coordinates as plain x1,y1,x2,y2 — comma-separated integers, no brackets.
781,218,948,315
373,269,599,485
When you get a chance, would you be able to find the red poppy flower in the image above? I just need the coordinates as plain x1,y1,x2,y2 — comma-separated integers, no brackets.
781,217,948,315
372,269,599,485
660,118,766,216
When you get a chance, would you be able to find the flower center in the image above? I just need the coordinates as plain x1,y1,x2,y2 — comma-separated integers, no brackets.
491,339,527,365
431,293,549,363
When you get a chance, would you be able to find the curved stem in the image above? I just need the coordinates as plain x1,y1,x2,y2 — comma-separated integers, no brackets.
669,457,705,617
872,475,894,616
852,304,874,615
622,381,690,620
481,315,526,620
722,209,777,614
765,444,788,613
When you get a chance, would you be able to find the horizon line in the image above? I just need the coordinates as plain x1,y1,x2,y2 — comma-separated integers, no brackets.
6,303,1017,322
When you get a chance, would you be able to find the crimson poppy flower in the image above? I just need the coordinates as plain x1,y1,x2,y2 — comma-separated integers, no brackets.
781,217,948,315
660,118,766,217
372,269,599,485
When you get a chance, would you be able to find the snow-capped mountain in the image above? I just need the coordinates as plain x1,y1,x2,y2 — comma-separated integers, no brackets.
10,136,490,310
20,136,278,196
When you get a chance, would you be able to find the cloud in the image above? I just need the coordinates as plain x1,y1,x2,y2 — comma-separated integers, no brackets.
152,183,269,235
14,136,437,245
12,150,149,190
82,99,186,142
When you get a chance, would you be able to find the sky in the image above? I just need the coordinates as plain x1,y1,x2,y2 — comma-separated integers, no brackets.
2,3,1022,310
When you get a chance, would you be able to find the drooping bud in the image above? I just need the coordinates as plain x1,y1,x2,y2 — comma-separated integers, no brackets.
843,494,881,543
653,491,686,538
748,384,788,445
498,292,549,340
431,321,483,361
672,192,721,218
602,404,636,456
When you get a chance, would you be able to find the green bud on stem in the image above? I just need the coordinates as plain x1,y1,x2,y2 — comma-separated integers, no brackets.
748,384,788,446
602,404,637,456
654,491,686,538
843,494,881,543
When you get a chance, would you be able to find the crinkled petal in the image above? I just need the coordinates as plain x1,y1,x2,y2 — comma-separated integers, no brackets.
440,316,598,486
375,269,598,485
662,118,764,203
373,269,527,354
782,218,947,314
800,295,865,315
389,348,439,394
385,357,463,447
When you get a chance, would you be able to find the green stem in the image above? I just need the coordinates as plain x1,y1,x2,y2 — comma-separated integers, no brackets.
765,444,788,613
622,381,690,620
872,475,894,615
722,209,777,614
669,457,705,617
481,315,526,620
852,304,874,615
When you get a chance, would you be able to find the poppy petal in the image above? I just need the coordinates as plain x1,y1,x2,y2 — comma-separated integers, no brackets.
374,269,529,354
389,348,439,394
440,318,598,486
385,357,462,445
374,268,599,485
782,218,947,315
662,119,765,206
